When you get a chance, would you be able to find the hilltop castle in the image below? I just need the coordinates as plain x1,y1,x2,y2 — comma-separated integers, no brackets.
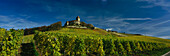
64,16,96,29
65,16,81,26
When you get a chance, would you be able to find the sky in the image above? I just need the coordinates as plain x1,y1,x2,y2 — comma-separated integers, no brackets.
0,0,170,39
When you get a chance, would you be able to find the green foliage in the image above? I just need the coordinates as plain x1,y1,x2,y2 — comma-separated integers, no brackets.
139,41,146,51
74,38,86,56
80,22,87,26
0,28,24,56
86,24,94,29
115,40,126,55
62,35,76,55
24,21,62,35
136,42,143,52
97,39,105,56
123,41,132,54
33,31,61,56
32,29,170,56
49,21,62,30
130,41,138,53
103,39,117,55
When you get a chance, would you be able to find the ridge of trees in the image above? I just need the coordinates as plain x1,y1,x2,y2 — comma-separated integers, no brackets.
24,21,62,35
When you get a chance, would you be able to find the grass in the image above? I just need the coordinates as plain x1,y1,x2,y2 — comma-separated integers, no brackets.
47,28,109,35
21,35,39,56
46,28,117,39
22,34,34,43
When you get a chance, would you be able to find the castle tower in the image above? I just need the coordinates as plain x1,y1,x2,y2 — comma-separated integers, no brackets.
76,16,80,21
66,21,69,25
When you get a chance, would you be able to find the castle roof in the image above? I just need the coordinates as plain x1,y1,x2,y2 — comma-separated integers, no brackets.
76,16,80,19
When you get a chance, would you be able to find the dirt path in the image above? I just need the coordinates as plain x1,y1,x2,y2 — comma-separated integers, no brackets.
162,51,170,56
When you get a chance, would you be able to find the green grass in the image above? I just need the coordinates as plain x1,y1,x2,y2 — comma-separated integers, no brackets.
22,35,39,56
46,28,117,39
22,35,34,43
47,28,109,35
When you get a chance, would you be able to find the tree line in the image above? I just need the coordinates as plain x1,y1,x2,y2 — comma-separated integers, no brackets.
24,21,62,35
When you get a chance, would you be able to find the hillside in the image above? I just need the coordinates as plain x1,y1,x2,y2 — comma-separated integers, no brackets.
23,27,170,45
47,28,170,43
34,28,170,55
11,27,169,56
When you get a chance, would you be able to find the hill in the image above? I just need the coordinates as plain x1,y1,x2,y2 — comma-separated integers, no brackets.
1,27,169,56
22,27,170,55
46,28,170,45
32,27,170,56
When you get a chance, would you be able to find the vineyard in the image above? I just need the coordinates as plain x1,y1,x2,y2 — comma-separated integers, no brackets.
0,28,24,56
33,28,170,56
0,28,170,56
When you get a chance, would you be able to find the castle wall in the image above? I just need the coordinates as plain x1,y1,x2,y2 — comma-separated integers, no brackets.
66,26,87,28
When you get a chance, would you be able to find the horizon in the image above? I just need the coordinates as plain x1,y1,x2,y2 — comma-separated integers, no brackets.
0,0,170,39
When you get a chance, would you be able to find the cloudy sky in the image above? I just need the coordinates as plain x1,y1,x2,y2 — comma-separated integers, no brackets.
0,0,170,39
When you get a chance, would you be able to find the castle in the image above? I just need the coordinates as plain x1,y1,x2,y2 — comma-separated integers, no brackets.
64,16,96,29
65,16,81,26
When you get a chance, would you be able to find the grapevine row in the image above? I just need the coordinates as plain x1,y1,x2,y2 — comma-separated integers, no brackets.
34,31,169,56
0,28,24,56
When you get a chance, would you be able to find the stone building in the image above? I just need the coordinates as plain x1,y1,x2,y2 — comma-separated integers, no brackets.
65,16,81,26
64,16,96,29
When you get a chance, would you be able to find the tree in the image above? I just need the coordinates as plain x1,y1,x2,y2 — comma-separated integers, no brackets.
49,21,62,30
86,24,94,28
80,22,87,26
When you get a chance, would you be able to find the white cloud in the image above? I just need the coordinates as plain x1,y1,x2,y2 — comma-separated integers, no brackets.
86,16,153,33
105,17,151,27
101,16,131,27
136,0,170,12
0,15,13,22
159,36,170,39
129,16,170,32
140,5,156,8
125,14,170,39
0,15,38,29
120,18,152,20
86,16,152,28
136,0,170,7
152,20,170,26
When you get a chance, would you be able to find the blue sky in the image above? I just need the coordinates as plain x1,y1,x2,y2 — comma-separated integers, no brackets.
0,0,170,39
